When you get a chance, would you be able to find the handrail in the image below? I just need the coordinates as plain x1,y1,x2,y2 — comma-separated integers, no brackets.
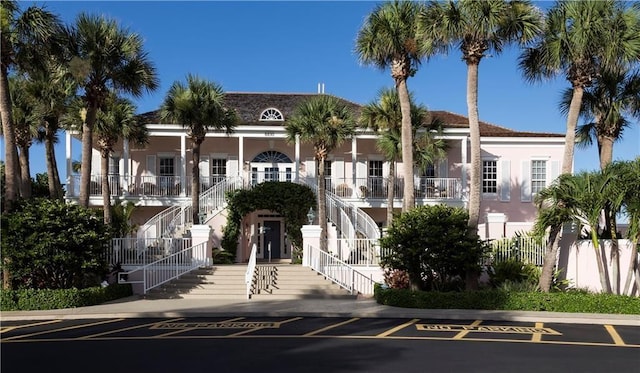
245,243,258,299
118,241,207,294
137,204,188,240
307,245,376,295
109,237,192,266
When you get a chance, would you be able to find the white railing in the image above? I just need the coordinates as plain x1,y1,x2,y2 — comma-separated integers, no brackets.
245,243,258,299
307,245,377,295
302,177,380,240
334,238,388,266
137,204,188,240
487,237,547,266
109,238,192,266
118,241,207,294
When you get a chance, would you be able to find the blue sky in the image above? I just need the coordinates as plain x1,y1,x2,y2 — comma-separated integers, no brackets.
9,1,640,176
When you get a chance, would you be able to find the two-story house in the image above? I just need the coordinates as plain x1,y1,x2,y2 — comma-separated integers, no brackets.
65,92,564,263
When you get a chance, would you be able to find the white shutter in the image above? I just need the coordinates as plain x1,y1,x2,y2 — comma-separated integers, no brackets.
228,156,238,177
199,155,210,178
438,159,448,177
550,160,560,185
334,157,344,184
356,158,367,179
146,155,156,176
500,160,511,202
305,157,316,178
521,160,531,202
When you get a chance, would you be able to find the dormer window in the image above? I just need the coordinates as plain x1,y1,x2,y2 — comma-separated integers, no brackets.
260,108,284,121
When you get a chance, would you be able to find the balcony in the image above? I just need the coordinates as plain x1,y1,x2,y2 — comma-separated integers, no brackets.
327,177,463,201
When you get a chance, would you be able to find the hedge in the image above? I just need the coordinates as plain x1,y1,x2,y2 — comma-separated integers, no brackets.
374,285,640,315
1,284,133,311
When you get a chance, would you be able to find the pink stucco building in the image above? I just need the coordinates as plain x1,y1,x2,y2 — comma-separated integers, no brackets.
65,92,565,262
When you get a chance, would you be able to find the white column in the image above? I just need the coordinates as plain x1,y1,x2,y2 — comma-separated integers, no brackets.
238,136,244,178
180,134,187,197
66,132,72,196
461,137,468,199
294,134,300,182
123,138,130,196
190,225,213,266
301,225,322,268
351,137,357,198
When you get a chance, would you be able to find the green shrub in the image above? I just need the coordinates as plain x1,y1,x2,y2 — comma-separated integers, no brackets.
374,285,640,314
379,204,484,291
1,198,111,289
1,284,133,311
488,259,539,287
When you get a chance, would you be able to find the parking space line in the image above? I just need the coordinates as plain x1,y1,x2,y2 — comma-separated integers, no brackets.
78,318,185,339
304,318,360,336
604,325,626,346
531,322,544,342
453,320,482,340
2,319,125,341
153,317,245,338
228,317,303,337
0,320,61,334
377,318,419,338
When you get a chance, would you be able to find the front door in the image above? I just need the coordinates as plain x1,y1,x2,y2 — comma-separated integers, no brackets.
263,220,281,260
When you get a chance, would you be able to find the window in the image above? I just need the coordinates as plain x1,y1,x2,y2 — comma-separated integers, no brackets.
531,160,546,194
259,108,284,121
159,157,174,176
252,151,292,163
482,160,498,194
369,160,383,196
108,156,120,175
323,160,332,190
211,158,227,184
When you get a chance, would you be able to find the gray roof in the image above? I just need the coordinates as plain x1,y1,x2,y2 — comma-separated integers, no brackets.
139,92,563,138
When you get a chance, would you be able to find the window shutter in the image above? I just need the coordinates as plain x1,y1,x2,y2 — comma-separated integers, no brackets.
500,160,510,201
550,160,560,185
146,155,156,176
199,155,210,178
521,160,531,202
305,157,316,178
228,156,238,177
334,157,344,183
357,158,367,179
438,159,448,177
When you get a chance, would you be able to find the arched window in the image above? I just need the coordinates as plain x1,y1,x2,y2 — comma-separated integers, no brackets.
252,151,292,163
259,108,284,121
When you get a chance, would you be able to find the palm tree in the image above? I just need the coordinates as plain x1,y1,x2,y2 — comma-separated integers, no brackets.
8,76,38,198
613,158,640,295
95,94,147,224
361,87,444,226
286,95,357,251
356,0,431,212
520,0,640,290
161,74,237,224
29,63,77,199
419,0,542,236
562,68,640,171
67,13,158,207
0,0,61,210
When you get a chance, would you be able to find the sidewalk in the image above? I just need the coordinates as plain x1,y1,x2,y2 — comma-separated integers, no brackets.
2,296,639,326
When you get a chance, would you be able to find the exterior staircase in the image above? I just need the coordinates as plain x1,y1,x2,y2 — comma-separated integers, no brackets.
146,264,355,300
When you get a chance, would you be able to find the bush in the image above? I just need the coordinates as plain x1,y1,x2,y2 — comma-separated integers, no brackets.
379,204,484,291
488,259,539,288
383,269,410,289
1,284,133,311
374,285,640,314
1,198,111,289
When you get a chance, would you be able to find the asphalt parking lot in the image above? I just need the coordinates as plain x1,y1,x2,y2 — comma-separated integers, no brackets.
2,316,638,348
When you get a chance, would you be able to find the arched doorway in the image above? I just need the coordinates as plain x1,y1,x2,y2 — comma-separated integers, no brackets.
249,150,294,186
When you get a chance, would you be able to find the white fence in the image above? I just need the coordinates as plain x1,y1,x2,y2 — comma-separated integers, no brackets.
486,237,547,266
245,244,258,299
118,241,207,294
333,238,388,266
109,238,192,266
307,245,377,295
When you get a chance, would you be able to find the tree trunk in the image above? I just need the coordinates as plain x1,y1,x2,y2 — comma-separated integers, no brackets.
79,105,98,207
101,150,112,224
599,135,614,170
609,212,619,294
562,86,584,174
386,160,396,226
466,62,481,237
591,230,611,293
17,144,32,198
317,154,328,251
396,78,414,212
0,65,19,212
538,223,562,292
45,128,63,199
191,138,201,224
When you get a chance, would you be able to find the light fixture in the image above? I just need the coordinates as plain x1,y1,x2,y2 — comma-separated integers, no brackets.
307,207,316,225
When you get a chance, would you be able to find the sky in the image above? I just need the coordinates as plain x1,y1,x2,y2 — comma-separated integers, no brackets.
7,0,640,177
